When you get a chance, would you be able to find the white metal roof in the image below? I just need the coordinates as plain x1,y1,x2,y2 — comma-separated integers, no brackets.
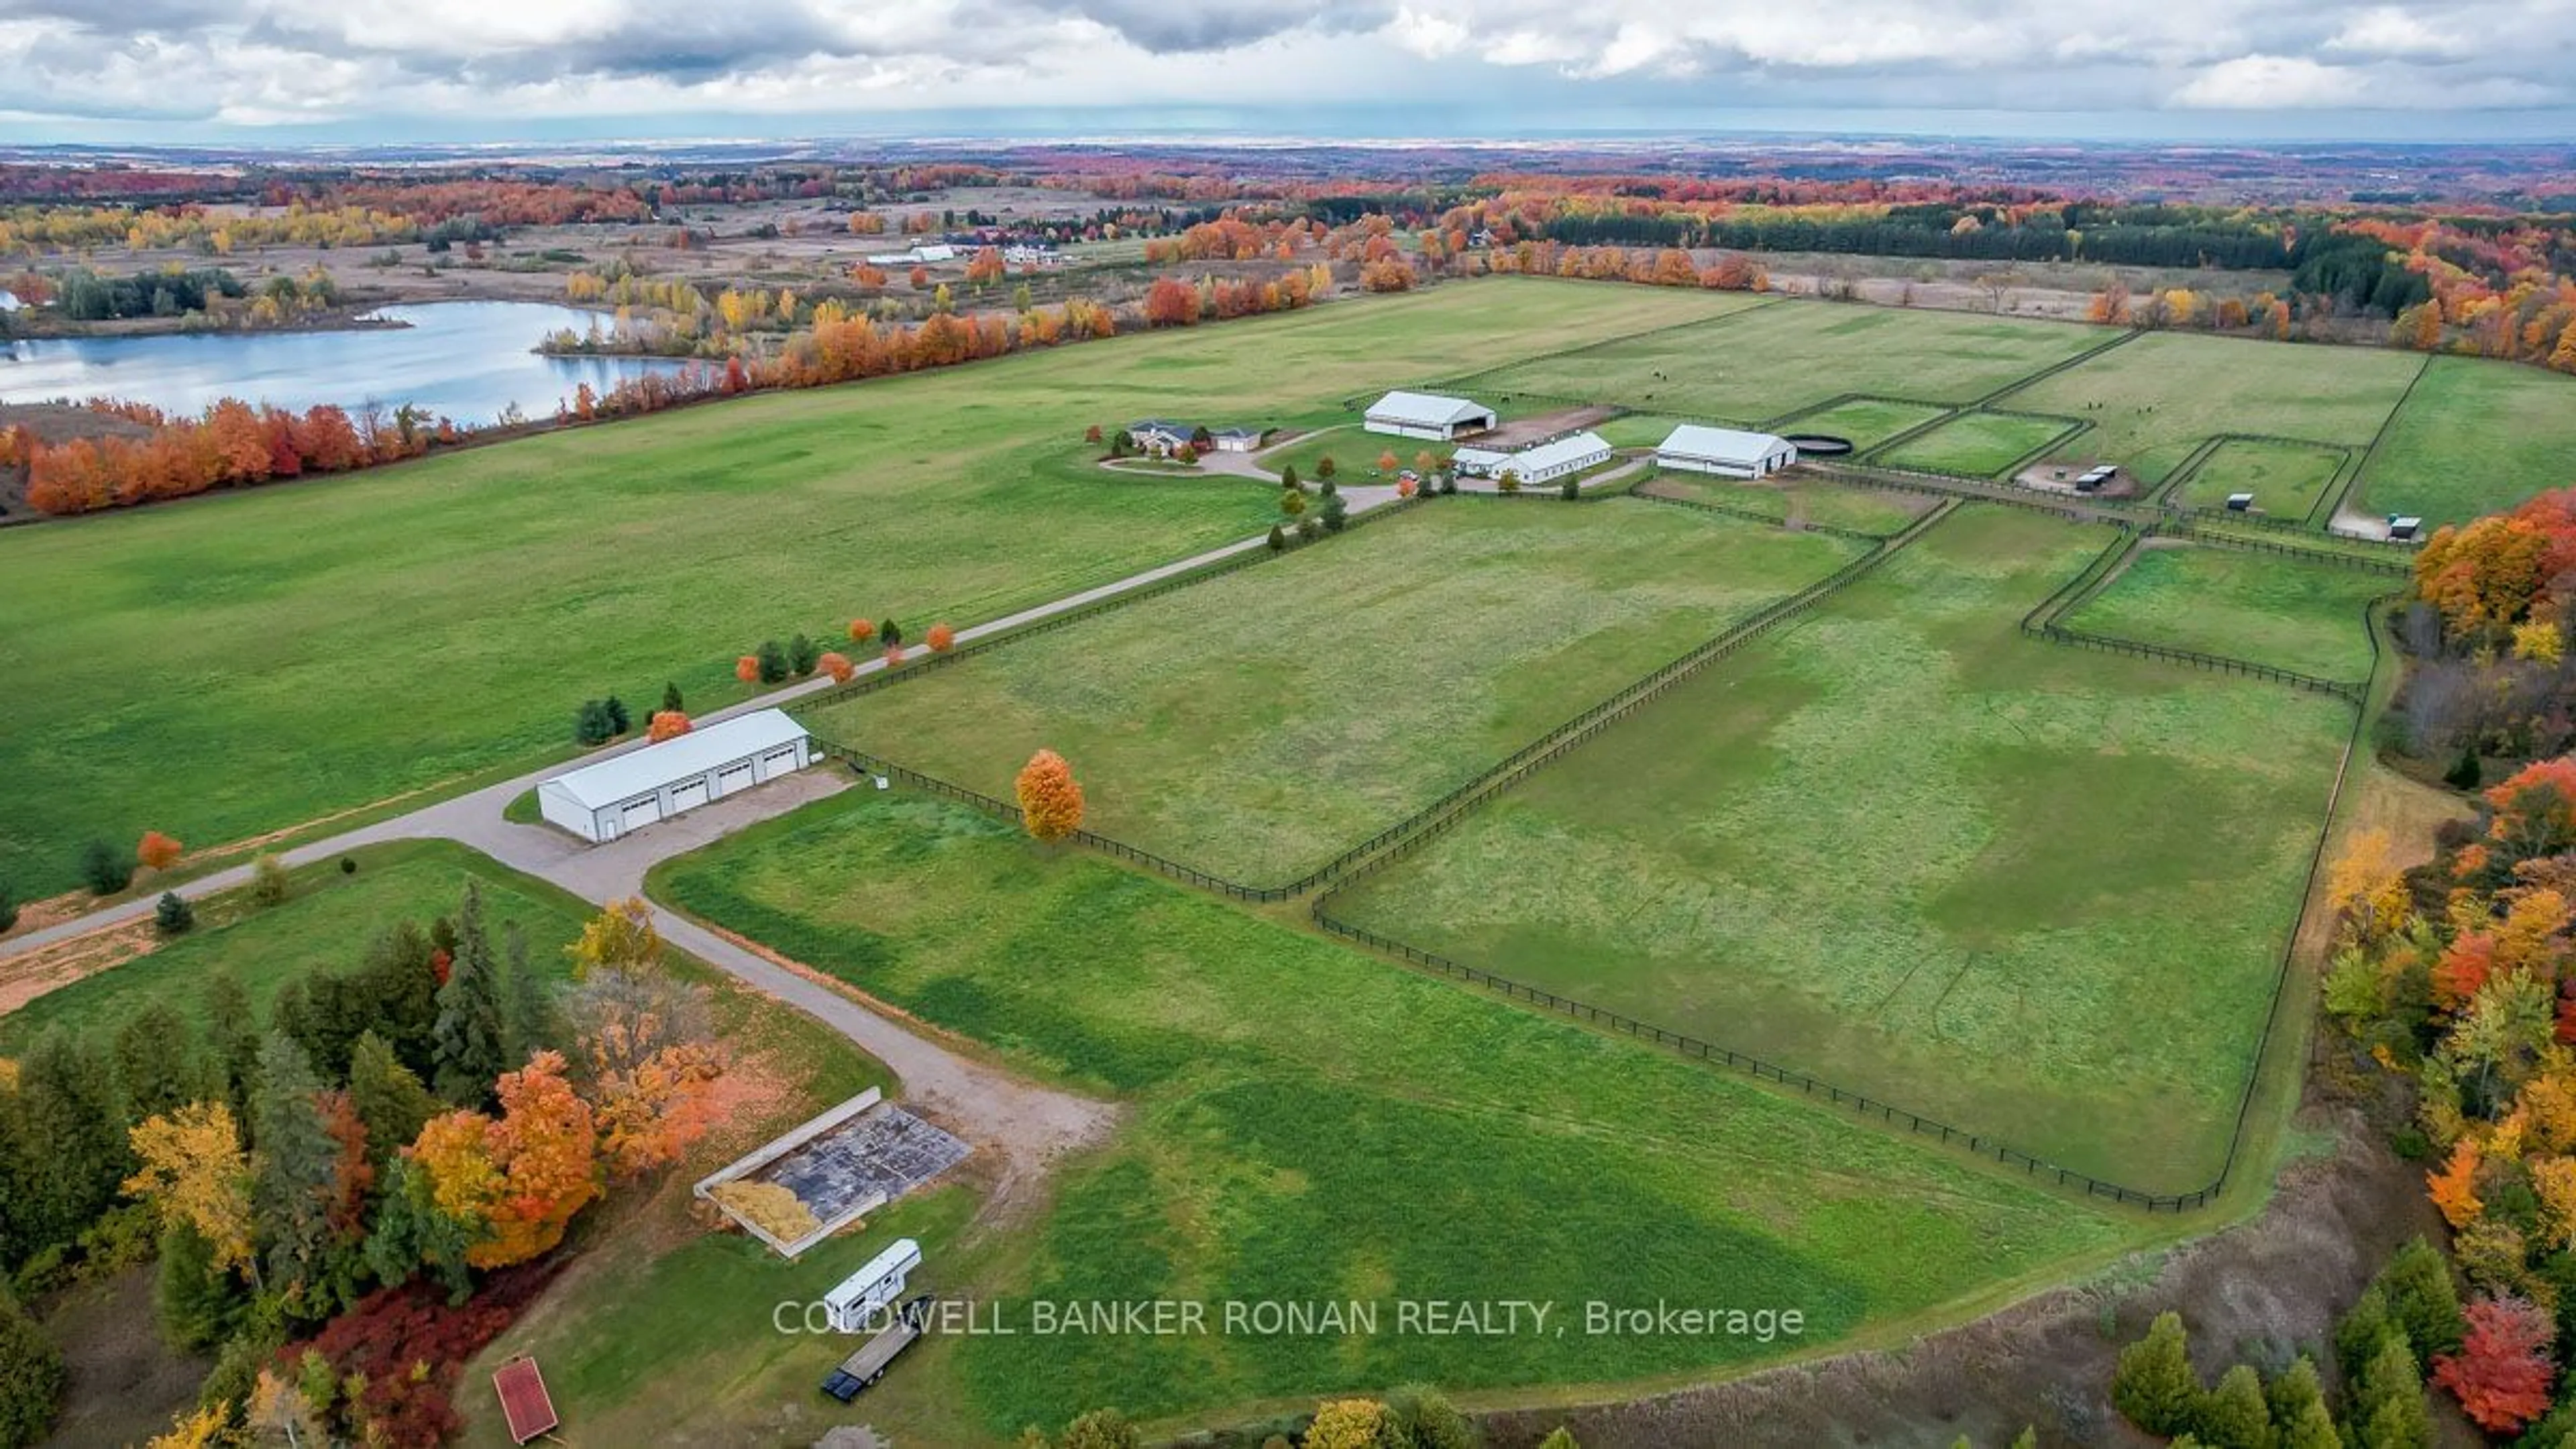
1365,390,1493,428
1657,425,1794,465
1499,431,1611,475
539,708,810,811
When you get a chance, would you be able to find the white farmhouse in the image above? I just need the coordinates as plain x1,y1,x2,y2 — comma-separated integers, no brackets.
1654,425,1799,479
1364,390,1497,441
1453,430,1615,484
536,708,814,844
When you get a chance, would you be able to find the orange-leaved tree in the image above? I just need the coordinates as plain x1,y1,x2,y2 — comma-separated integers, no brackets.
818,651,855,683
847,618,876,643
137,830,184,871
409,1050,600,1269
735,655,760,683
926,623,955,653
1016,750,1085,842
2431,1136,2487,1229
646,710,692,743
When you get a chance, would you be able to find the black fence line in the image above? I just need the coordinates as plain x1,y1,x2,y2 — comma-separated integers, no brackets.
1802,460,2135,527
793,496,1426,714
1627,484,1897,542
2023,624,2366,701
1971,326,2143,408
2157,520,2413,577
1807,398,1966,458
2148,433,2365,532
1866,411,2094,483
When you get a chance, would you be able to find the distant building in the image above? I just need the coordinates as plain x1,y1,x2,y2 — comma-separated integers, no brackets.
1364,390,1498,441
1454,430,1614,484
1211,427,1266,453
535,708,813,844
2389,515,2424,541
1127,419,1195,455
1002,244,1060,268
1654,425,1798,479
863,242,959,267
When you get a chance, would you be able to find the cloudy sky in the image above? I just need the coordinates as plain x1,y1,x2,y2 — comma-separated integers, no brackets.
3,0,2573,142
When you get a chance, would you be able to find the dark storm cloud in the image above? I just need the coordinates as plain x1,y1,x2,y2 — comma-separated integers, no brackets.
1051,0,1392,52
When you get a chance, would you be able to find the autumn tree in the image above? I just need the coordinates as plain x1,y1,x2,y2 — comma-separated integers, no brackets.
647,710,692,742
409,1051,600,1269
136,830,183,870
2328,828,2413,943
1016,750,1086,842
1303,1399,1386,1449
926,623,956,653
735,654,761,684
2434,1293,2556,1432
819,651,855,683
124,1100,255,1277
566,897,663,979
847,618,876,644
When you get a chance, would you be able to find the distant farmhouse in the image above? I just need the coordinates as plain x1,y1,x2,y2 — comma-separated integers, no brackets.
1454,430,1615,484
1655,425,1799,478
1126,419,1267,457
1364,390,1497,441
1002,244,1060,269
865,242,959,267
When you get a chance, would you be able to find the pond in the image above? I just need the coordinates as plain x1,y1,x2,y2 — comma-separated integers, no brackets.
0,301,688,425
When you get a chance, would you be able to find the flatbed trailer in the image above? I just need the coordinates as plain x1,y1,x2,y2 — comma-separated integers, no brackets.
821,1295,931,1401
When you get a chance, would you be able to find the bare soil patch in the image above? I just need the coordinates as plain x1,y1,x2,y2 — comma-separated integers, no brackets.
2015,459,2143,499
38,1264,211,1449
1471,405,1621,449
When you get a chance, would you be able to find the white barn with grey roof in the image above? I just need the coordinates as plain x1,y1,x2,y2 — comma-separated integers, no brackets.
1655,425,1799,478
536,708,815,844
1452,429,1614,484
1363,390,1497,440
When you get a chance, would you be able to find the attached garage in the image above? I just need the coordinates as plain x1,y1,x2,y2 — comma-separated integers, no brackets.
535,708,816,845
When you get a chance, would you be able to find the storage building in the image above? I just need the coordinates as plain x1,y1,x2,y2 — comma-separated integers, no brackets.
1654,425,1799,478
535,708,814,844
1364,391,1497,440
1453,430,1613,484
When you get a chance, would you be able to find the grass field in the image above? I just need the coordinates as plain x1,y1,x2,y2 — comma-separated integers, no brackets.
1877,410,2078,477
1469,304,2112,423
1324,505,2355,1194
0,282,1754,898
654,790,2133,1436
2002,332,2422,486
2061,544,2386,682
1772,396,1953,450
798,499,1864,885
1637,474,1935,537
2356,355,2576,526
2171,438,2350,520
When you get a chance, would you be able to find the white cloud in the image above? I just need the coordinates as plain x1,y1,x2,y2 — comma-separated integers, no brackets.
2171,54,2371,108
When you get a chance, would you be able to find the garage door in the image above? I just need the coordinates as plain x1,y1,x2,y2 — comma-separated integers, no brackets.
759,747,801,777
669,778,710,812
714,762,755,797
620,796,663,833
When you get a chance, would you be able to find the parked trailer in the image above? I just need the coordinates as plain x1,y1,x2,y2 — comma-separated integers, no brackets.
822,1295,932,1401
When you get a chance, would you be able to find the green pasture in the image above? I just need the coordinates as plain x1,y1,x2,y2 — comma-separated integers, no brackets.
2062,543,2387,682
2355,354,2576,526
1469,303,2110,422
1877,411,2078,477
0,282,1744,897
1637,474,1935,537
653,790,2131,1436
1324,505,2354,1195
1772,396,1953,450
2001,332,2421,486
2171,438,2349,520
797,500,1863,885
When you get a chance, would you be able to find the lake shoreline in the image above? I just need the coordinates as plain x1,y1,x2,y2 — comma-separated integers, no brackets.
0,301,416,342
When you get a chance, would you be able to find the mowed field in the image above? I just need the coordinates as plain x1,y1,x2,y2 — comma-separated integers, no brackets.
2357,354,2576,525
798,499,1864,884
1637,474,1936,537
2063,543,2389,682
1878,410,2079,477
1469,303,2113,423
1773,396,1951,449
1323,506,2356,1193
0,282,1752,897
2171,438,2350,520
655,790,2132,1438
2000,332,2424,486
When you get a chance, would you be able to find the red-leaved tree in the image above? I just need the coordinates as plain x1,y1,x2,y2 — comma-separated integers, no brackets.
2436,1293,2558,1432
734,655,760,683
136,830,184,870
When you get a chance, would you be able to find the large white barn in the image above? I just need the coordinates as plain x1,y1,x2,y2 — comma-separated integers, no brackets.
1364,391,1497,441
1452,430,1615,484
1655,425,1799,479
536,708,815,844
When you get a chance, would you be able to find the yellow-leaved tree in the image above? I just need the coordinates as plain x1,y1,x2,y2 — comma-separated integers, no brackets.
2326,828,2413,943
123,1100,256,1275
566,896,663,979
1016,749,1086,843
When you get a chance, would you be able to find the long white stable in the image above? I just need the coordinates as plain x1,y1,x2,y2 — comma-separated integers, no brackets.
535,708,814,843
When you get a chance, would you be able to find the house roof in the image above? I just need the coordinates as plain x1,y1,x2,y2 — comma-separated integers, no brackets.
539,708,810,812
1657,425,1794,465
1365,390,1494,428
1129,419,1193,435
1212,427,1263,440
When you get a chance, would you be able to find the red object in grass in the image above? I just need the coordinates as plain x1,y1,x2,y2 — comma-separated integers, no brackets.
492,1356,559,1444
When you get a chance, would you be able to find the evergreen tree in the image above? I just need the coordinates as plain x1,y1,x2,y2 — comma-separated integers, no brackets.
345,1032,436,1167
358,920,443,1080
788,634,819,676
500,922,561,1065
0,1286,62,1448
2348,1333,2432,1449
661,681,684,714
113,1000,201,1123
0,881,15,934
13,1031,127,1250
573,698,614,747
431,881,507,1105
301,970,376,1081
1383,1384,1477,1449
154,891,194,935
1536,1431,1578,1449
365,1157,475,1301
249,1032,340,1305
78,838,133,895
154,1221,241,1352
2265,1355,2326,1432
755,639,790,684
1267,523,1287,552
205,969,261,1126
2194,1362,2270,1449
2451,745,2485,790
879,619,903,647
602,696,631,735
2380,1237,2467,1359
2339,1285,2398,1381
2112,1311,2201,1436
